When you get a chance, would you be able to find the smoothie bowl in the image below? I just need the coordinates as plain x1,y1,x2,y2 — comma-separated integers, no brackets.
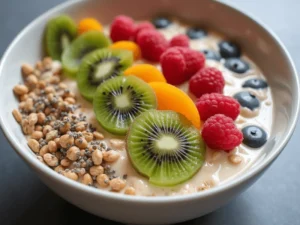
0,0,299,224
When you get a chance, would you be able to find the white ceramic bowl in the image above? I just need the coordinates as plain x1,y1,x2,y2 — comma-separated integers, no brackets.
0,0,299,224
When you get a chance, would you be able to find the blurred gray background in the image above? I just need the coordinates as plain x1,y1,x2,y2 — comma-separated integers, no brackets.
0,0,299,224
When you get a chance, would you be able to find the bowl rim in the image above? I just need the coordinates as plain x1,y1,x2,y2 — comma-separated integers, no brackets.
0,0,299,203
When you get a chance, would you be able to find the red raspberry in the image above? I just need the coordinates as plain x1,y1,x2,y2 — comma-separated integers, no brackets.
202,114,243,151
179,48,205,79
110,15,135,42
196,93,240,121
189,67,225,98
137,29,168,62
160,47,186,85
133,22,155,41
160,47,205,84
169,34,190,48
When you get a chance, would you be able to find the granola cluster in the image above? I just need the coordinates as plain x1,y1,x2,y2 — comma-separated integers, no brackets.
12,57,135,195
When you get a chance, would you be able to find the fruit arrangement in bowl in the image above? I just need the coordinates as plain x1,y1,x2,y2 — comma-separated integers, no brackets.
11,13,273,196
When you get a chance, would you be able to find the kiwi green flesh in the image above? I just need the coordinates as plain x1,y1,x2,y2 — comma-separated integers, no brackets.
77,48,133,102
45,15,77,60
93,76,157,135
61,34,72,50
62,31,112,78
127,110,206,187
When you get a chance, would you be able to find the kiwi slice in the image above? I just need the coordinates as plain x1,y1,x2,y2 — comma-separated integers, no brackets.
127,110,205,186
62,31,112,77
93,76,157,135
77,48,133,101
45,15,77,60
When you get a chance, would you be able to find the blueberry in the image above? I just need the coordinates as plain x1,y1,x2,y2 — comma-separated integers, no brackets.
186,27,207,39
218,41,241,58
233,91,260,110
243,79,268,89
242,125,267,148
152,17,172,29
201,49,221,61
225,58,250,74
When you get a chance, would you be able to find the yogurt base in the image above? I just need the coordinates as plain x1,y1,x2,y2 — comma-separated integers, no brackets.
63,20,273,196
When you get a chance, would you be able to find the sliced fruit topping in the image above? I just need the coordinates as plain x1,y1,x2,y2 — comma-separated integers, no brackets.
93,76,157,135
242,79,268,89
149,82,201,129
189,67,225,98
186,27,207,39
218,41,241,58
202,114,243,151
233,91,260,110
225,58,249,74
110,41,141,60
136,29,168,62
201,49,221,61
160,47,205,85
242,125,267,148
77,48,133,101
169,34,190,48
196,93,240,121
45,15,77,60
152,17,172,29
127,109,205,186
124,64,166,83
62,31,111,77
78,18,103,35
110,15,135,42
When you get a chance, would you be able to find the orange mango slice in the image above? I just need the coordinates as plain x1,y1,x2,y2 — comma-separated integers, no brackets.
149,82,201,129
78,18,103,35
110,41,141,60
124,64,166,83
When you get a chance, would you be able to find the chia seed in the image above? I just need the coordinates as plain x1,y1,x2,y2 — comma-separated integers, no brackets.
86,159,93,167
74,168,81,173
60,112,68,117
73,133,80,139
60,149,67,156
111,175,117,179
73,162,80,168
100,141,107,148
45,116,52,123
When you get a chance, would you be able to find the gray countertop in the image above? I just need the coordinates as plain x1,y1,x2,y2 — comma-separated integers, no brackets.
0,0,299,224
